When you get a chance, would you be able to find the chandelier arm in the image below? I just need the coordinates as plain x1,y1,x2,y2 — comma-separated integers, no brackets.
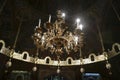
97,24,105,52
13,18,22,49
111,3,120,22
8,18,23,60
0,0,7,15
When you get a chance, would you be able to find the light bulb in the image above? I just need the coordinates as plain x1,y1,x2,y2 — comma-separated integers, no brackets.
62,13,65,18
76,18,80,23
77,24,83,30
74,36,78,44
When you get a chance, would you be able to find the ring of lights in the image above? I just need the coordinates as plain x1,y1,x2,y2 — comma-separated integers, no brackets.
0,40,120,66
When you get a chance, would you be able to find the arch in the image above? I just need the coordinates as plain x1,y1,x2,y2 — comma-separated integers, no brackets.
66,57,73,65
112,43,120,53
45,56,51,64
46,58,50,64
90,55,95,61
23,54,27,59
87,77,95,80
89,54,96,62
22,51,30,61
0,40,5,51
0,43,2,50
114,46,119,53
68,59,71,64
15,74,24,80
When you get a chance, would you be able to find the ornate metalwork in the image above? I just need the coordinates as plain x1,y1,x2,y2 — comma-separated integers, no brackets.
32,10,84,55
0,40,120,66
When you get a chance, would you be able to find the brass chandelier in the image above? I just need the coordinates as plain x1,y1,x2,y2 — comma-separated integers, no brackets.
1,10,120,74
32,10,84,55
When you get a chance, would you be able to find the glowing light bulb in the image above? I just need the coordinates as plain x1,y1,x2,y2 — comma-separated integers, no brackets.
74,36,78,45
77,24,83,30
76,18,81,29
76,18,80,23
62,13,65,18
80,24,83,30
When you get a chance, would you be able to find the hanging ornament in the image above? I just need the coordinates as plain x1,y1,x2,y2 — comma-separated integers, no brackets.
32,66,37,72
80,67,85,73
57,67,60,74
106,63,111,69
6,59,12,68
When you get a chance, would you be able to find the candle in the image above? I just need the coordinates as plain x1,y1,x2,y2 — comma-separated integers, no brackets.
62,13,65,18
79,24,83,30
41,36,45,45
49,15,51,23
76,18,80,28
74,36,78,45
38,19,41,27
77,24,83,30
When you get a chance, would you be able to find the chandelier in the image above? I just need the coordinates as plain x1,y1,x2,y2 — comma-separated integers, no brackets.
32,10,84,55
0,10,120,74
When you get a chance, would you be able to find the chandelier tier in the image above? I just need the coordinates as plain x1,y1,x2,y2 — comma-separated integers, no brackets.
32,10,84,55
